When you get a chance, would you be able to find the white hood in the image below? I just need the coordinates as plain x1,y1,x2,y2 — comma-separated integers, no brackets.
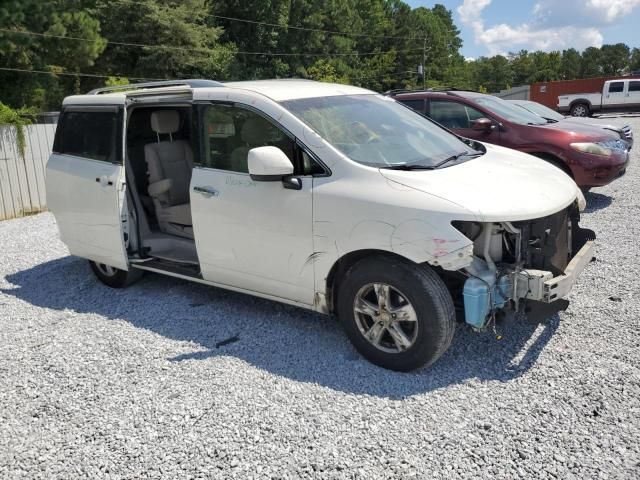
380,143,579,222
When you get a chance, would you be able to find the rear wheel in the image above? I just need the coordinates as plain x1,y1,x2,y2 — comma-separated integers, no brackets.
570,103,589,117
337,256,455,371
89,261,144,288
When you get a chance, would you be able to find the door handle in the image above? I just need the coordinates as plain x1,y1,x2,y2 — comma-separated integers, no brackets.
193,185,219,197
95,176,113,186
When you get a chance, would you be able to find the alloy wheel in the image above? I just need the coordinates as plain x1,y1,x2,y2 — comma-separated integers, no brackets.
95,263,117,277
353,283,419,354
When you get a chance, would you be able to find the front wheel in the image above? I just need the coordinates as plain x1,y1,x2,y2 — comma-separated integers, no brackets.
570,103,589,117
337,257,455,371
89,261,144,288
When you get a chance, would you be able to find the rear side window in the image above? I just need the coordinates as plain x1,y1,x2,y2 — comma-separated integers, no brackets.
399,99,425,113
608,82,624,93
629,81,640,92
429,100,484,129
54,110,120,163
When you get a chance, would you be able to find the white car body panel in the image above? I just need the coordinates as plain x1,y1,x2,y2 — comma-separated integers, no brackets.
62,94,126,106
46,101,129,271
191,169,315,304
47,80,581,313
380,143,579,222
558,79,639,111
603,81,626,106
626,81,640,105
46,154,129,270
558,92,601,109
221,79,372,101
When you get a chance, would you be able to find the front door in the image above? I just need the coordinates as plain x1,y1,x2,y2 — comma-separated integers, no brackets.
46,106,128,270
190,103,315,304
603,81,626,109
428,99,501,145
625,80,640,107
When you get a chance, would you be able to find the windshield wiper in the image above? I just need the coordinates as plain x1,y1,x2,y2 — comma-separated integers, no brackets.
432,151,483,168
381,151,483,171
381,164,435,170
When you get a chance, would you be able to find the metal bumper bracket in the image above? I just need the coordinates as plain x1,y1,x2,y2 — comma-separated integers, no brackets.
543,240,595,302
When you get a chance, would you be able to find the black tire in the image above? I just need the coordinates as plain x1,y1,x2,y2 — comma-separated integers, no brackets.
336,256,455,372
570,103,589,117
89,260,144,288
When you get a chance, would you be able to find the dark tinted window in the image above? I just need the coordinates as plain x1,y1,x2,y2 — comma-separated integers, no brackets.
55,110,119,163
202,104,295,173
399,99,425,113
429,100,484,129
608,82,624,93
629,81,640,92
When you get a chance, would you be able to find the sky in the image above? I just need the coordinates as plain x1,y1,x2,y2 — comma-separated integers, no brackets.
406,0,640,58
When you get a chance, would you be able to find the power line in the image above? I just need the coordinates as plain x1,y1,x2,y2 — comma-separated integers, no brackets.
350,69,417,82
0,66,162,81
0,66,418,89
113,0,425,41
0,28,422,57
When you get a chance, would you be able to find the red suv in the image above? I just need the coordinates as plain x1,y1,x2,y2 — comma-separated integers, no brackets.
389,90,630,189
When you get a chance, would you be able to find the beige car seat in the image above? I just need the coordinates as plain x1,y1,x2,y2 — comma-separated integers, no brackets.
144,110,194,238
229,116,272,172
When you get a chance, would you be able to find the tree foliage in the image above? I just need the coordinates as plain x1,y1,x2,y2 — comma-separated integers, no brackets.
0,0,638,111
0,102,34,159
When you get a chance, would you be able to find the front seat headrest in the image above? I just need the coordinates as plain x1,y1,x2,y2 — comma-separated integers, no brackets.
151,110,180,135
241,117,271,146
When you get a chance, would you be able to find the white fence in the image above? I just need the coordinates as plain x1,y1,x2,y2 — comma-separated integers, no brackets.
0,124,57,220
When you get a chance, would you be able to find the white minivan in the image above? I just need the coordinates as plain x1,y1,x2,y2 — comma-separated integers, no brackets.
46,79,595,371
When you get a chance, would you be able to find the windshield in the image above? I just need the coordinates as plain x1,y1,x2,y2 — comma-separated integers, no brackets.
516,101,564,121
281,94,479,168
473,96,547,125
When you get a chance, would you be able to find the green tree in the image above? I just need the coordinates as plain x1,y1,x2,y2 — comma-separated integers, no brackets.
469,55,513,92
600,43,630,75
510,50,535,85
91,0,235,82
528,50,561,82
0,0,106,108
560,48,581,79
631,48,640,72
581,47,602,77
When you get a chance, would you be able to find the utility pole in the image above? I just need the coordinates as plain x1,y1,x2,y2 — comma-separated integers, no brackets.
422,37,427,90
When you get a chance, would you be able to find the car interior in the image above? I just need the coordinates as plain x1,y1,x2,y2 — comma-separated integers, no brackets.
125,105,200,270
123,102,326,274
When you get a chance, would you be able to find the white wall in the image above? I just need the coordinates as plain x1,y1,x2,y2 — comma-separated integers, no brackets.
0,124,57,220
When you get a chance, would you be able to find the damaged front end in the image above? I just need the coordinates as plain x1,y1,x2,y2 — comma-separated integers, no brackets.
453,203,596,329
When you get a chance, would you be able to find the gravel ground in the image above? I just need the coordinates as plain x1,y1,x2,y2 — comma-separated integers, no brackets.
1,117,640,479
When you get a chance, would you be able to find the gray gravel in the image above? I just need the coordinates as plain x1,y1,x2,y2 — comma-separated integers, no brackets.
2,117,640,479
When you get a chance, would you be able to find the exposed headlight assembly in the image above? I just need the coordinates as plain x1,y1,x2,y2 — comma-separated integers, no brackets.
570,142,612,157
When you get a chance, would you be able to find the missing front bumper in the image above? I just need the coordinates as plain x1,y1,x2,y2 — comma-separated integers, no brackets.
517,239,595,303
542,239,595,302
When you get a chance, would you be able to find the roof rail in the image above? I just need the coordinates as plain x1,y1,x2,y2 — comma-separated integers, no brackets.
385,88,415,96
385,87,475,97
87,79,223,95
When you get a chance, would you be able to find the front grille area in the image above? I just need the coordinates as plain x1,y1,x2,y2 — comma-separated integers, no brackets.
513,208,571,275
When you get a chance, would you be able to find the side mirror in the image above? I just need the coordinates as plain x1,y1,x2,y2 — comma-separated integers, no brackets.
471,117,493,132
248,146,294,181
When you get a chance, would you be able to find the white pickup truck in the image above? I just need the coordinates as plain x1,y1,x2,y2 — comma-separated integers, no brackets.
558,78,640,117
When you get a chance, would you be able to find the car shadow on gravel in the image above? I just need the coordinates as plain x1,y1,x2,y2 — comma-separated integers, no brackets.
3,256,560,399
584,191,613,213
